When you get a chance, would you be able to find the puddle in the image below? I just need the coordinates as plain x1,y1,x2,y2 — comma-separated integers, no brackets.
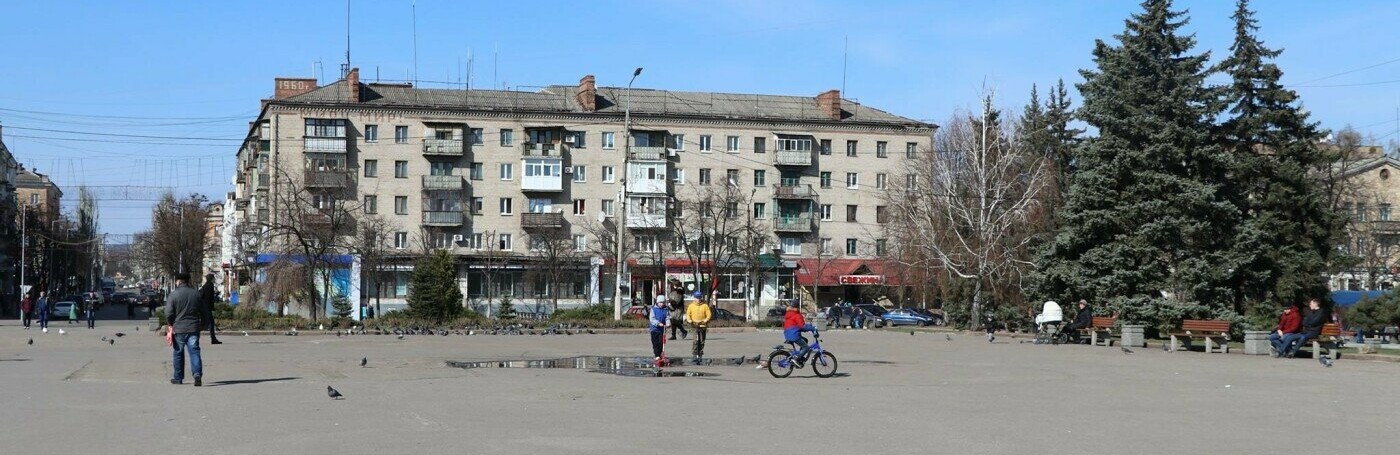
589,369,719,377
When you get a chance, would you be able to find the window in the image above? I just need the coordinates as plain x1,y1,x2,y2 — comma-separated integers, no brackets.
820,204,832,221
469,162,483,180
906,142,918,158
573,235,587,252
304,118,347,137
820,139,832,155
602,132,615,149
753,202,767,219
699,135,712,152
571,131,586,148
846,238,858,255
875,239,888,256
602,165,615,183
781,237,801,255
776,136,812,152
572,165,586,182
500,129,514,146
601,199,615,216
471,197,483,214
846,140,857,157
498,233,513,251
527,198,552,214
30,194,39,205
820,238,833,255
429,161,454,176
470,233,483,249
1382,204,1394,221
635,235,657,253
364,160,378,177
727,135,739,152
753,170,766,186
394,161,408,178
699,168,711,186
524,159,561,178
395,126,408,143
469,128,484,145
906,173,916,189
700,202,713,218
754,137,766,154
670,168,685,184
876,141,888,158
394,232,408,249
876,173,887,189
395,196,408,215
365,125,378,142
312,193,333,210
499,198,514,215
726,169,740,186
846,172,859,189
572,199,586,216
363,195,378,214
876,206,889,223
499,163,513,180
846,205,857,222
672,134,685,151
820,172,832,188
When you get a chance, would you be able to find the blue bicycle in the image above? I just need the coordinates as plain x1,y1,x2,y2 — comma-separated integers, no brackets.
767,330,838,378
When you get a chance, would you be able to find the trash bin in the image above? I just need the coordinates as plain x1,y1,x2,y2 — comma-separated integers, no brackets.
1243,331,1270,355
1121,325,1145,348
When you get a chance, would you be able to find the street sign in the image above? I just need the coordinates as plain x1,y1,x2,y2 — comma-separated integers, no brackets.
838,275,884,285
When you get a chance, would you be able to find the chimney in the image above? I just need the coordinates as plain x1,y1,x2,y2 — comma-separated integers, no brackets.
0,123,4,143
817,89,842,120
274,77,319,99
346,67,360,103
575,75,597,112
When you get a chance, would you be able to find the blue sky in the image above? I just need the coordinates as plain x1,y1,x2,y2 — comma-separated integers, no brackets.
3,0,1400,236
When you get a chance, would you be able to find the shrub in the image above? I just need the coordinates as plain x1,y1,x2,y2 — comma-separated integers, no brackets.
551,304,612,321
405,250,465,323
497,297,517,320
331,294,353,318
1349,294,1400,331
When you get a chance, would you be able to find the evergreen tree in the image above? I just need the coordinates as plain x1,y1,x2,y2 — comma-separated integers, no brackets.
1019,84,1051,157
1044,79,1084,194
1033,0,1240,323
331,293,352,318
406,250,464,323
1216,0,1344,310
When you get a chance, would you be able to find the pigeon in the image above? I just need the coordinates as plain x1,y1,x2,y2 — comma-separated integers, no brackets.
467,330,475,336
242,331,249,336
1162,343,1169,352
114,333,126,337
1121,347,1134,354
336,332,342,338
102,336,108,342
58,329,66,335
945,334,952,341
109,339,115,345
397,335,405,340
360,357,367,367
327,386,343,400
1319,356,1333,368
909,330,915,336
587,330,596,335
27,338,33,345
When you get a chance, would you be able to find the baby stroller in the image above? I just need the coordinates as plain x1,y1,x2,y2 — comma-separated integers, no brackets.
1033,300,1067,345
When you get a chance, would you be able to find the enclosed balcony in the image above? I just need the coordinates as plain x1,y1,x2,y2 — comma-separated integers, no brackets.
303,170,354,188
303,137,348,154
521,158,564,192
522,142,570,158
256,173,270,189
422,211,464,227
626,196,669,229
772,184,817,200
775,149,813,166
421,175,465,191
773,213,815,233
422,138,465,156
628,146,669,162
521,212,565,230
626,162,668,195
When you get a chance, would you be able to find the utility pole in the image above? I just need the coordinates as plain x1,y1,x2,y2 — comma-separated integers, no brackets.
615,67,643,320
19,204,26,298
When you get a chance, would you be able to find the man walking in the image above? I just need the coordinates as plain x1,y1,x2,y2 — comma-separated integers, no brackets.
37,292,49,332
20,293,34,329
686,291,712,363
165,273,206,386
200,274,222,345
84,297,96,329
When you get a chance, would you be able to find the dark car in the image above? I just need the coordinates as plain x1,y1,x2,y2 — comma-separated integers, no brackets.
712,308,744,321
765,308,786,323
855,304,889,328
883,309,936,327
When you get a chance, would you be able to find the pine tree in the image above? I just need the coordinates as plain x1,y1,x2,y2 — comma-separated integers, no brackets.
1216,0,1344,311
331,293,352,318
406,250,464,323
1020,84,1051,157
1033,0,1240,324
1044,79,1084,194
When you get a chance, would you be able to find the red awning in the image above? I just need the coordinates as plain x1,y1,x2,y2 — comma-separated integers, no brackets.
794,259,905,286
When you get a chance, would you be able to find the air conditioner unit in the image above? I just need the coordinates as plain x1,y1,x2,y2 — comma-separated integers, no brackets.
452,234,464,242
563,168,574,174
563,135,576,144
667,149,679,157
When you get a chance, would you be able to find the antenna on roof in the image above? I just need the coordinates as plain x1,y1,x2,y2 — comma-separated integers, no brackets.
341,0,351,78
841,34,848,95
411,0,419,87
493,43,499,90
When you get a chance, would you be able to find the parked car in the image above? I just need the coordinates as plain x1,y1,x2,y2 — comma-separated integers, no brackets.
855,304,889,328
712,308,744,321
882,309,936,327
901,307,946,326
764,308,786,323
51,301,77,320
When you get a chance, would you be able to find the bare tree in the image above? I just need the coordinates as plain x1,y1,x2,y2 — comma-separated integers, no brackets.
673,183,771,319
352,213,397,317
256,166,361,322
1320,127,1393,289
525,224,583,313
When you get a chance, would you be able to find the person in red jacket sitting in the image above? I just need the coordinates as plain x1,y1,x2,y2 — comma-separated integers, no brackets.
1268,303,1302,358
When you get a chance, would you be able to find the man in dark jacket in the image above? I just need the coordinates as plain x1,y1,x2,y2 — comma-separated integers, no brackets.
1063,300,1093,343
1281,299,1325,358
165,273,206,386
20,293,34,328
200,274,222,345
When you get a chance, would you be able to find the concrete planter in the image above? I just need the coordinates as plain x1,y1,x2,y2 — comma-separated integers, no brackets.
148,316,161,332
1121,325,1145,348
1243,330,1270,355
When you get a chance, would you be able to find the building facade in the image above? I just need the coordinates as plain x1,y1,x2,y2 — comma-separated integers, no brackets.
1330,154,1400,291
0,125,22,314
229,69,934,319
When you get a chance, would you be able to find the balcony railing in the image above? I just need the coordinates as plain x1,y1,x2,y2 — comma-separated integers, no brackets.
1372,220,1400,233
303,137,348,154
628,146,668,161
774,214,814,233
626,211,669,229
521,212,565,229
303,170,354,188
772,184,817,200
522,142,569,158
421,175,464,191
422,211,464,226
422,138,465,156
775,149,814,166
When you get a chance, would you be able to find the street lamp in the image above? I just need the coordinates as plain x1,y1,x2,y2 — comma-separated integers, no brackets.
615,67,642,320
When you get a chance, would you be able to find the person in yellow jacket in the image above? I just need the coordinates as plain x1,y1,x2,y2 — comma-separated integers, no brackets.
684,291,713,363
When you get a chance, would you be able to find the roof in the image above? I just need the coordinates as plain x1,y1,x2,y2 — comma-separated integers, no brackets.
795,259,905,286
279,79,933,129
1337,155,1400,178
14,168,61,195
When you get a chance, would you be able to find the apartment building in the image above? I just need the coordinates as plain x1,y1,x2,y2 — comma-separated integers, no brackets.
1,125,22,312
229,68,934,318
1330,151,1400,291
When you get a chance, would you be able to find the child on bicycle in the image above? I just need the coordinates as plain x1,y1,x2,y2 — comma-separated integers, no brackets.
782,300,817,365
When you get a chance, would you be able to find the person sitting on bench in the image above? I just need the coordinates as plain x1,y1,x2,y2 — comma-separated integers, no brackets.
1281,299,1324,358
1268,303,1301,358
1063,300,1092,343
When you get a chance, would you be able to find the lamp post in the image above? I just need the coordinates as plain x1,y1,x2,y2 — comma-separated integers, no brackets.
615,67,642,321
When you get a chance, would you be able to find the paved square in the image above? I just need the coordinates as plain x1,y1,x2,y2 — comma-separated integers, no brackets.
2,323,1394,454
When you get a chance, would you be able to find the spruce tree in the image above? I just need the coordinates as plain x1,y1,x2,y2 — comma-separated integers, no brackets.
1044,79,1084,194
406,250,465,323
1216,0,1344,311
1033,0,1240,325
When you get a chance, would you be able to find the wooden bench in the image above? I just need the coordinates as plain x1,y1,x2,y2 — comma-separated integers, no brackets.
1076,316,1117,346
1295,323,1343,359
1168,319,1230,353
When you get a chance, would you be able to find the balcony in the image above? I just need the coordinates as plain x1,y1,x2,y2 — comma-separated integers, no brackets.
522,142,569,157
521,212,565,230
522,158,564,192
626,211,668,229
303,170,354,188
256,173,270,189
421,175,465,191
773,213,815,233
772,184,818,200
422,211,464,226
775,149,814,166
626,162,668,195
1372,220,1400,234
422,138,465,156
628,146,669,161
303,137,348,154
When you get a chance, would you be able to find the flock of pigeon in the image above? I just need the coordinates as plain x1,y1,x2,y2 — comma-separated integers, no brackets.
297,323,601,339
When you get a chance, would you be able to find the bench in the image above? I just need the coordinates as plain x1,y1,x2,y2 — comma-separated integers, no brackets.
1168,319,1230,353
1295,323,1344,359
1076,316,1117,346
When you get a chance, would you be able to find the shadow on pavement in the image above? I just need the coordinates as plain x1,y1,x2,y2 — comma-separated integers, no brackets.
206,377,301,387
